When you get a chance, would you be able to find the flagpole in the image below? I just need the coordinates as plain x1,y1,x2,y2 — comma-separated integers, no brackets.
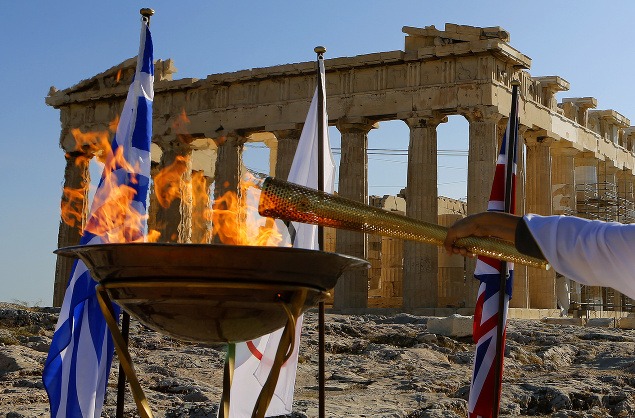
314,45,327,418
115,8,154,418
492,80,520,418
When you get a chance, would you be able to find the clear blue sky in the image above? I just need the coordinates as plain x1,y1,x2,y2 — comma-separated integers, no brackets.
2,1,634,305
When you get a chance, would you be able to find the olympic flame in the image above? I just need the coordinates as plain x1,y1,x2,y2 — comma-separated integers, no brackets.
61,111,283,246
210,174,284,246
143,110,283,246
61,122,159,243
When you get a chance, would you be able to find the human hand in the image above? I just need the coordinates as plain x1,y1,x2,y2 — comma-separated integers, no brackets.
443,212,520,257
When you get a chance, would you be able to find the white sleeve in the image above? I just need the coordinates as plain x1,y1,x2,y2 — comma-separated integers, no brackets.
524,214,635,300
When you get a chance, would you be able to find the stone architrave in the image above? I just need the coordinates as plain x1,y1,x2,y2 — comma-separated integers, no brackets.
333,118,373,309
48,23,635,312
53,152,90,307
525,133,556,309
561,97,597,128
402,113,446,309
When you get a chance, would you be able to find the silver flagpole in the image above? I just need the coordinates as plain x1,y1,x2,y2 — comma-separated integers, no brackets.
314,45,327,418
116,8,154,418
492,80,520,418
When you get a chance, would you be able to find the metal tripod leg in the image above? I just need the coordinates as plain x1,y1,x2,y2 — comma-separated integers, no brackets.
251,289,307,418
218,343,235,418
217,289,308,418
95,285,154,418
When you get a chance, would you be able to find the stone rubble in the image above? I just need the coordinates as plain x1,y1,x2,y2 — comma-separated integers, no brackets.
1,302,635,417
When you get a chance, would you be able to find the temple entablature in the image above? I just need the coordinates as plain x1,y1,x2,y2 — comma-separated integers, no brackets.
532,76,570,110
48,22,635,309
560,97,597,127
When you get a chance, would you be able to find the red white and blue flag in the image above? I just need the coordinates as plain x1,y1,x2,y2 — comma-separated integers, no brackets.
468,108,518,417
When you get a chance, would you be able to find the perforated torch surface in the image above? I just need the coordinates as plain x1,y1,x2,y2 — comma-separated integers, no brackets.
259,177,549,270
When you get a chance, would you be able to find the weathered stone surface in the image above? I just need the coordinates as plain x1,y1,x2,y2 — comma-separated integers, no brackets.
2,305,635,417
617,316,635,329
49,22,635,312
427,314,473,338
586,318,615,328
542,317,586,326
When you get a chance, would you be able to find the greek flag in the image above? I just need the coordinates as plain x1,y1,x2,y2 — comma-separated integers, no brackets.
43,18,153,418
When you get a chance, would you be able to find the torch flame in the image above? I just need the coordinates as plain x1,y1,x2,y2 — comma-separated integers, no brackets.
61,123,158,242
61,110,284,247
211,173,284,247
153,155,189,209
61,187,87,228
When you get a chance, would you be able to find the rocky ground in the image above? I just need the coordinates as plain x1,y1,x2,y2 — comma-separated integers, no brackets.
1,302,635,417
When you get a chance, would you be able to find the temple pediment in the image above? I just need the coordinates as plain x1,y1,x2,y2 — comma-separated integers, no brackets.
403,23,530,69
46,58,177,107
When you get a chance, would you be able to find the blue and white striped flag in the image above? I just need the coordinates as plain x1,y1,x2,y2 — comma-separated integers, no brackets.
43,17,153,418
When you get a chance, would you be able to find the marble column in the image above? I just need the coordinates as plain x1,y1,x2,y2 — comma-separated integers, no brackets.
510,125,529,309
272,129,301,181
616,169,635,223
525,134,556,308
616,169,634,201
333,119,372,309
212,135,245,245
380,236,404,298
573,154,603,310
154,142,193,244
147,160,161,239
551,145,577,215
191,171,213,244
263,136,278,177
403,113,446,309
550,144,578,313
574,152,599,203
464,106,503,306
597,162,618,213
53,152,91,307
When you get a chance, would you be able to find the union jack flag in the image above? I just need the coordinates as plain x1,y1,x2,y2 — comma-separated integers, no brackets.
468,97,518,417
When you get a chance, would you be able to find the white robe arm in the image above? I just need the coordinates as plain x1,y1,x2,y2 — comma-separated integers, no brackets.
524,214,635,300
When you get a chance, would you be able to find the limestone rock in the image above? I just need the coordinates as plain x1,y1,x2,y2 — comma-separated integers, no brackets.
1,305,635,417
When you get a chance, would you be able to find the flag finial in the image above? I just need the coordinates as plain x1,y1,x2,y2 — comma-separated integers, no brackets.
314,46,326,54
511,80,521,87
140,8,155,18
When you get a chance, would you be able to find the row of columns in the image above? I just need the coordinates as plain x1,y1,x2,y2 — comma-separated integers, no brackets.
55,107,635,311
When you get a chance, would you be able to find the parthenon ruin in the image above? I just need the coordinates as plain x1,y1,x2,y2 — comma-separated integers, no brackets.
48,23,635,315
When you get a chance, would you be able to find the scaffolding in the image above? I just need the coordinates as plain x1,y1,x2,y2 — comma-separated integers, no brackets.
571,174,635,314
575,182,635,224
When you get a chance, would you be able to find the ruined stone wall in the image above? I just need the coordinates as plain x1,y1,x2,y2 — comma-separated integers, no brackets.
48,23,635,312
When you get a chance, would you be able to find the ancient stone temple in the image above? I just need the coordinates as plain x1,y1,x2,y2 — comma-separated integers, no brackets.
48,23,635,315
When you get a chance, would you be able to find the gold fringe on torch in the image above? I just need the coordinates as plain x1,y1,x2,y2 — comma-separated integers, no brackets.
258,177,550,270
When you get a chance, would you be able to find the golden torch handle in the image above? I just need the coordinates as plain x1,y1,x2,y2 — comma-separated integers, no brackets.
258,177,550,270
